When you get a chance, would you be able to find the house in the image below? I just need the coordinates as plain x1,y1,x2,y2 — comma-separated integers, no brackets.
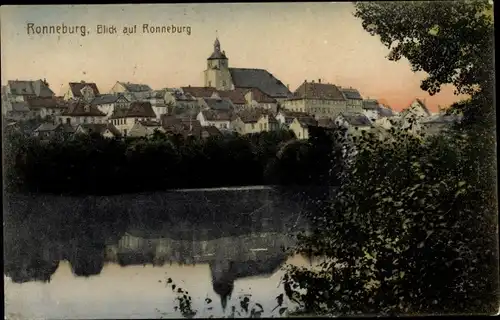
334,112,372,136
275,110,315,128
26,97,68,120
282,80,347,119
161,115,222,139
108,101,156,136
203,37,292,100
59,100,107,125
110,81,153,101
5,79,55,101
164,88,200,110
33,123,75,139
196,109,234,131
340,87,364,110
200,97,235,112
399,98,433,133
5,102,32,121
74,123,122,138
244,87,278,112
362,99,381,121
128,120,165,137
212,89,247,109
63,81,100,101
231,110,277,135
90,94,130,119
180,86,218,99
289,117,318,140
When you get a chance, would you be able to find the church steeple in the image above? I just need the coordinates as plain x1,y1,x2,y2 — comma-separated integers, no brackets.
208,35,227,61
204,33,232,90
214,37,221,52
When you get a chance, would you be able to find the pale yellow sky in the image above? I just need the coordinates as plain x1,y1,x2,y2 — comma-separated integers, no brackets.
1,3,466,111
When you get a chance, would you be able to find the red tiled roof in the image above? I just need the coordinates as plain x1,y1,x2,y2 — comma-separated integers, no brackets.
245,87,277,103
69,82,100,97
201,110,234,121
109,101,156,119
292,82,345,100
62,101,106,117
181,86,217,98
26,97,67,109
216,88,247,105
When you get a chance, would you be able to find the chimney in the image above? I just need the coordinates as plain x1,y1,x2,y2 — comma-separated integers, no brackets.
318,79,321,83
312,80,315,83
81,80,85,83
287,84,290,90
304,79,307,83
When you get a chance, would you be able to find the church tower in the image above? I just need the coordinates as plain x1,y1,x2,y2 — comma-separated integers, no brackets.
204,37,233,90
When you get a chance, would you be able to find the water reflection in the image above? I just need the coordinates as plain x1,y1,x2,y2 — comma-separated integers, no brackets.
4,188,318,317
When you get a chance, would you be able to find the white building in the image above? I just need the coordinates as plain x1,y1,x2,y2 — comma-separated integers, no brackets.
110,81,153,101
196,110,234,131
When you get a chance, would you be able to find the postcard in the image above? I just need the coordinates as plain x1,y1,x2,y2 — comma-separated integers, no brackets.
2,2,498,319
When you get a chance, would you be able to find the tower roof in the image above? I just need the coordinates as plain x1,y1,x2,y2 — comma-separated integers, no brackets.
208,37,228,60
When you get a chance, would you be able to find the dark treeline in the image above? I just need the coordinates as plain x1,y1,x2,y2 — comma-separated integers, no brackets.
4,127,347,195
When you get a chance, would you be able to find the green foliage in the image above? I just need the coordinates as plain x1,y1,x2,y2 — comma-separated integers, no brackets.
4,127,346,195
160,277,291,318
354,1,493,97
284,124,498,315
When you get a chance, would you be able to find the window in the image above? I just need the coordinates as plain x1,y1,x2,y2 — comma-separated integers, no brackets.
66,118,70,124
83,117,88,124
251,124,255,129
208,81,212,87
259,123,263,131
124,129,128,136
222,80,226,86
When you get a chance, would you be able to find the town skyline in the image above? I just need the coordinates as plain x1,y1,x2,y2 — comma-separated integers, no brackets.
1,3,468,112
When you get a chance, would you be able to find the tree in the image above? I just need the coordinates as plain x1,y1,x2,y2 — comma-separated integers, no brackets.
353,1,494,129
284,1,498,316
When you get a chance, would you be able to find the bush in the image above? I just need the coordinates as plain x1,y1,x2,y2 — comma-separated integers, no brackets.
284,125,498,316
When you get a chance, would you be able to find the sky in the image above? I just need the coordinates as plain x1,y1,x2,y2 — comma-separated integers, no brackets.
1,3,468,112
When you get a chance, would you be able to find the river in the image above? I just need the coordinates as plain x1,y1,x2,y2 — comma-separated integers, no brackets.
4,186,329,319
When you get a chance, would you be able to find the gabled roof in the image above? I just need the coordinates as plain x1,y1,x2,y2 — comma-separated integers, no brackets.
91,94,129,105
203,97,234,111
62,101,106,117
200,109,234,121
237,110,264,124
215,89,247,105
69,82,100,97
340,87,363,100
377,105,395,118
7,80,55,97
295,117,318,128
292,82,345,101
109,101,156,119
77,123,121,136
26,97,65,109
181,86,218,98
117,82,152,92
362,99,379,110
414,98,432,116
401,98,432,117
338,113,372,127
279,110,315,125
245,87,277,103
229,68,292,99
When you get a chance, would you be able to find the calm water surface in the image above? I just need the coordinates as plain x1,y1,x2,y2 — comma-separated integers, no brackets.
4,187,325,319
